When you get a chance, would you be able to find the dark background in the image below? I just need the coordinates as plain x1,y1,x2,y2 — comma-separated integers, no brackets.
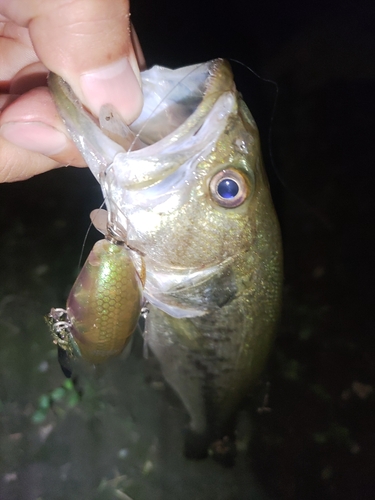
0,1,374,499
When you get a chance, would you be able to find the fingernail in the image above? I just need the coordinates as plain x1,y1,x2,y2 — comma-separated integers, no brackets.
80,57,143,123
0,122,68,156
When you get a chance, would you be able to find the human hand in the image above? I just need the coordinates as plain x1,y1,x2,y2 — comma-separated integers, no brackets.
0,0,145,182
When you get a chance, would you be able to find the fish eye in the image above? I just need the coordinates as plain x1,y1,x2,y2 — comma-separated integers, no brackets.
209,169,249,208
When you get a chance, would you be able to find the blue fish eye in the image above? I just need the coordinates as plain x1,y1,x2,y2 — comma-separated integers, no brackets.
209,168,249,208
217,178,239,199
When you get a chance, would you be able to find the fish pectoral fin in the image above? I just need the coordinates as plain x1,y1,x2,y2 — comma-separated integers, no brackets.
143,292,208,319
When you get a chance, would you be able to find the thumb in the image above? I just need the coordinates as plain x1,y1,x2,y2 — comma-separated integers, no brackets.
8,0,143,123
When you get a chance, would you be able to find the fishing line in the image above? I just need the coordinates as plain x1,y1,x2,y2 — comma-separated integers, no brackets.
77,199,106,271
229,58,279,182
78,63,205,273
230,58,331,229
96,62,209,248
99,61,210,246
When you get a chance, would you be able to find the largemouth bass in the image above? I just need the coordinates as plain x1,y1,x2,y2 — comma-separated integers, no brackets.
48,59,283,460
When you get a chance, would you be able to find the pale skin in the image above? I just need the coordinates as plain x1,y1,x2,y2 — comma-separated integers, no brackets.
0,0,145,182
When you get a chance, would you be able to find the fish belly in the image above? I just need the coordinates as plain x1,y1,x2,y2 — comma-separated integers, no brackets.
145,294,276,458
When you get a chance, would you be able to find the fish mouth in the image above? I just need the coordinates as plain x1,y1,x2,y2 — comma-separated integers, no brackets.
48,59,236,188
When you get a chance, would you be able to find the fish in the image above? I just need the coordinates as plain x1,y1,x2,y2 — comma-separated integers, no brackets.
48,59,283,460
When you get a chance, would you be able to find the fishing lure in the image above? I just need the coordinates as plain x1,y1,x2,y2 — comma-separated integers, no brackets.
47,209,144,367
